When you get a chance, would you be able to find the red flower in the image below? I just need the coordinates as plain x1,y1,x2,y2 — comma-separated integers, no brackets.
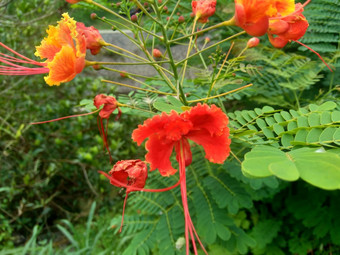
76,22,106,55
93,94,120,119
94,94,122,162
191,0,217,23
101,160,148,232
109,159,148,192
132,103,231,176
268,3,309,48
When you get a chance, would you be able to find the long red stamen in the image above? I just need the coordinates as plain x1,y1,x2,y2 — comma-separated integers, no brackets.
0,42,49,76
294,40,333,72
119,192,129,233
178,140,208,255
0,42,44,66
31,109,100,125
100,118,113,162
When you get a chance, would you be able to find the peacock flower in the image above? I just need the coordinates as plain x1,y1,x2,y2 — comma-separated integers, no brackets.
35,13,86,86
191,0,217,23
234,0,295,36
132,103,230,255
93,94,122,163
76,22,106,55
0,13,86,86
101,159,148,232
132,103,230,176
108,159,148,192
268,3,309,48
94,94,121,119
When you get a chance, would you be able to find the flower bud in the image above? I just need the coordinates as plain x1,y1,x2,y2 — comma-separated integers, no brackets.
178,15,185,23
90,13,97,20
120,71,128,78
131,14,138,22
204,37,210,43
247,37,260,48
153,49,162,58
92,64,102,70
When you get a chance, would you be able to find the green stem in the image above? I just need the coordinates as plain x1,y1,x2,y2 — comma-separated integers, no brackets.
133,0,162,25
86,60,169,66
101,67,162,80
207,42,234,98
83,0,162,39
152,0,184,102
102,79,175,96
188,83,253,103
176,31,246,65
102,47,144,62
180,17,198,98
104,43,148,62
129,76,175,95
170,18,236,43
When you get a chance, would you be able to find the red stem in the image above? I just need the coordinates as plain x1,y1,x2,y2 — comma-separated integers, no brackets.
31,109,100,125
100,118,113,162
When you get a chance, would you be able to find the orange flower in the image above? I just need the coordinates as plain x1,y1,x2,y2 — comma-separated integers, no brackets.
234,0,295,36
191,0,217,23
35,13,86,86
76,22,106,55
0,13,86,86
268,3,309,48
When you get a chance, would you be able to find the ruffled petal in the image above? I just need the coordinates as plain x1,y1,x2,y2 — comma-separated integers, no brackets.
181,103,229,136
44,45,84,86
35,13,76,60
132,111,191,145
187,129,230,164
145,134,177,176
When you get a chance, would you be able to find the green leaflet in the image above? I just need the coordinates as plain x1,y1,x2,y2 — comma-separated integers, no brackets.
242,145,340,190
229,102,340,148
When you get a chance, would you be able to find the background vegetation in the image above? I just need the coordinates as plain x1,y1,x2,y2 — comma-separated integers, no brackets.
0,0,339,254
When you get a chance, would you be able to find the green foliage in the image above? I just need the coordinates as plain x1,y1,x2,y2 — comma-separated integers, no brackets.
299,0,340,53
242,146,340,189
229,101,340,148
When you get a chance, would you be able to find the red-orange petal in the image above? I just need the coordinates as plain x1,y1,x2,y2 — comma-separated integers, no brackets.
44,45,84,86
186,129,231,164
182,104,229,136
145,135,177,176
